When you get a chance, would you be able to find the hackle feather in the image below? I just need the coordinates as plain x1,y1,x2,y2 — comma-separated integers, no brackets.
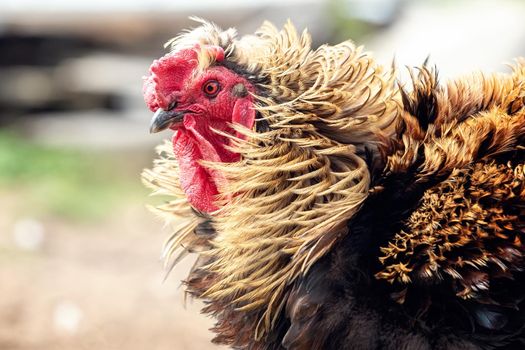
143,19,398,345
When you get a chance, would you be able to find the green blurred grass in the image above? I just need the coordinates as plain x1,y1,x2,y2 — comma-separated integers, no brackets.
0,131,147,221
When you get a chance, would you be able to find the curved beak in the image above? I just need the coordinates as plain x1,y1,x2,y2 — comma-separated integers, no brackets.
149,109,186,134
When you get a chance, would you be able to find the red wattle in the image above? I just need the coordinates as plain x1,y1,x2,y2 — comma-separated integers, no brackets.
173,129,220,213
173,116,241,213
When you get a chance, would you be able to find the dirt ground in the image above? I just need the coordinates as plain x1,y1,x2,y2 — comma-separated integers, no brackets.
0,194,221,350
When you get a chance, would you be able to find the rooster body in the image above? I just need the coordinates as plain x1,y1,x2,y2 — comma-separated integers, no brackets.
142,19,525,349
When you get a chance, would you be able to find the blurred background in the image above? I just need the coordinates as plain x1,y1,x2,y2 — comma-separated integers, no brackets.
0,0,524,349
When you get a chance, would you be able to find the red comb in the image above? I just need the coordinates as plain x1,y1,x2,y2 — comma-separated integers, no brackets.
143,45,225,112
143,49,197,111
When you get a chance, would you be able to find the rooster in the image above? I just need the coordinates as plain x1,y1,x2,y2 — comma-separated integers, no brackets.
142,19,525,349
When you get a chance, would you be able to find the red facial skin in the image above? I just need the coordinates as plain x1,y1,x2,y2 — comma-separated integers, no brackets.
143,49,255,213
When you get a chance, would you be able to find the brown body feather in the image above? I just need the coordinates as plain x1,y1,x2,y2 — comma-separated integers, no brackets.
143,20,525,349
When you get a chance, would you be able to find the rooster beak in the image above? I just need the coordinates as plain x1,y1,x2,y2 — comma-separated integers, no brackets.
149,109,186,133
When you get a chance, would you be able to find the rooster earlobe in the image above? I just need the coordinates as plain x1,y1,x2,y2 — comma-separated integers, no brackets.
232,97,255,139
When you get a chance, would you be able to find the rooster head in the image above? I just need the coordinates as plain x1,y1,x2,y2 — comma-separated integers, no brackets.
143,44,256,213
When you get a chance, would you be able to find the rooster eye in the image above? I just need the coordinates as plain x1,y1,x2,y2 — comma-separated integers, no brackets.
203,80,220,97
